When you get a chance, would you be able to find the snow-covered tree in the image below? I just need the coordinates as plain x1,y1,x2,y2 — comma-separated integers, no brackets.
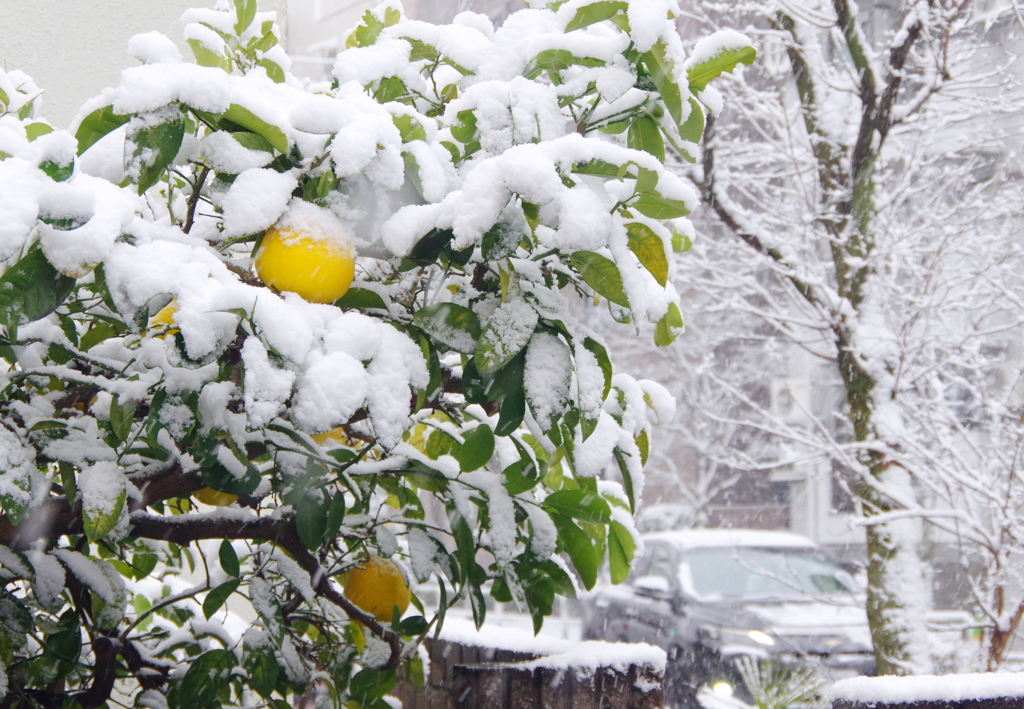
658,0,1024,675
0,1,754,706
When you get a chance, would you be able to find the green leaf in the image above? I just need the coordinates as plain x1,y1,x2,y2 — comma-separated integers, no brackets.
79,321,124,351
626,222,669,286
83,488,126,543
0,243,75,327
347,9,386,48
582,337,612,401
350,669,397,706
687,43,757,91
25,122,53,141
565,0,629,32
132,552,159,580
295,497,327,551
572,159,621,178
335,287,387,310
257,58,285,83
202,579,240,620
654,301,684,347
533,49,574,71
168,649,236,709
672,229,693,253
544,488,611,524
462,351,524,404
632,192,691,219
244,646,279,698
393,114,427,143
678,96,705,144
482,201,529,261
75,105,130,155
223,104,288,153
233,0,257,35
131,117,186,194
475,310,537,375
219,540,240,577
643,42,682,127
39,159,74,182
187,38,231,71
413,302,481,354
550,513,599,590
608,520,637,584
570,251,629,307
613,448,636,512
635,428,649,466
635,166,659,194
495,388,526,437
324,492,346,543
450,109,478,145
109,395,137,445
455,424,494,472
627,115,665,163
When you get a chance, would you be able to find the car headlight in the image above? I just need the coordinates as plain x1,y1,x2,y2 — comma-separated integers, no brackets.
702,625,777,647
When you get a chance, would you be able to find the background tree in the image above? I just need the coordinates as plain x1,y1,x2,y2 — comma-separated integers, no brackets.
641,0,1024,675
0,1,754,707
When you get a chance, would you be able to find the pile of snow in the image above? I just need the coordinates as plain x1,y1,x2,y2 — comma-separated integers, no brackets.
829,673,1024,704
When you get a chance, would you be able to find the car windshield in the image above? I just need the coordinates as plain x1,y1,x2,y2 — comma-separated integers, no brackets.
679,547,856,601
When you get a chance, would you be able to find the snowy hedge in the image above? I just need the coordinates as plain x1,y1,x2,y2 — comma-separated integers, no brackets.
0,1,752,707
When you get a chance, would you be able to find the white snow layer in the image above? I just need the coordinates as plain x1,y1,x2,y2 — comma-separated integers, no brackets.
829,673,1024,703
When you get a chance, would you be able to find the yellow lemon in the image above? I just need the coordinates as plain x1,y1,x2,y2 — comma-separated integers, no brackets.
312,427,349,447
253,206,356,304
147,300,179,339
343,557,411,622
194,487,239,506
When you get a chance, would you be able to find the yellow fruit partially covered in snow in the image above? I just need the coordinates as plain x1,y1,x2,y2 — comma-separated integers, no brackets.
194,487,238,506
343,557,411,622
254,201,356,304
147,300,179,338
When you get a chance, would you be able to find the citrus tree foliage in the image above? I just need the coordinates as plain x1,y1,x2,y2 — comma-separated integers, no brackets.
0,1,752,707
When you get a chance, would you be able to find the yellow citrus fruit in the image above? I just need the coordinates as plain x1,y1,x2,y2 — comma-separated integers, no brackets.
343,557,411,622
194,487,239,506
253,209,356,304
312,427,348,447
147,300,179,339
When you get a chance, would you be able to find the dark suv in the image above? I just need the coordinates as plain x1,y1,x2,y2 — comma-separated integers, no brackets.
580,529,875,707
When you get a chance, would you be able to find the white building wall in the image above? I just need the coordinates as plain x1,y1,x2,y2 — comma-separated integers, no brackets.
0,0,287,129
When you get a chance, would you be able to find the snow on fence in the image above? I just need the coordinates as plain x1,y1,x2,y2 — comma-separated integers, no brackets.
392,619,665,709
830,673,1024,709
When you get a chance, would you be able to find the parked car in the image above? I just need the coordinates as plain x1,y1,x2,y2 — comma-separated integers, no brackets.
581,529,875,708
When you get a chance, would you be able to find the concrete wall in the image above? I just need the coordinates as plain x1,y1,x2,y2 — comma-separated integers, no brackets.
0,0,287,129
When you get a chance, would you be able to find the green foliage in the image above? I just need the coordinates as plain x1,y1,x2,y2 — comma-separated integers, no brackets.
0,2,754,707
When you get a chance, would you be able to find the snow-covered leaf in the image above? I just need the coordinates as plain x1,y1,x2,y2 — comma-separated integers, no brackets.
687,42,756,92
414,303,481,354
129,114,185,194
79,463,127,543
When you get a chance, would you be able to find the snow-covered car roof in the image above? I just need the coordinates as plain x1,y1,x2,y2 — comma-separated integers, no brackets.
642,528,820,551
